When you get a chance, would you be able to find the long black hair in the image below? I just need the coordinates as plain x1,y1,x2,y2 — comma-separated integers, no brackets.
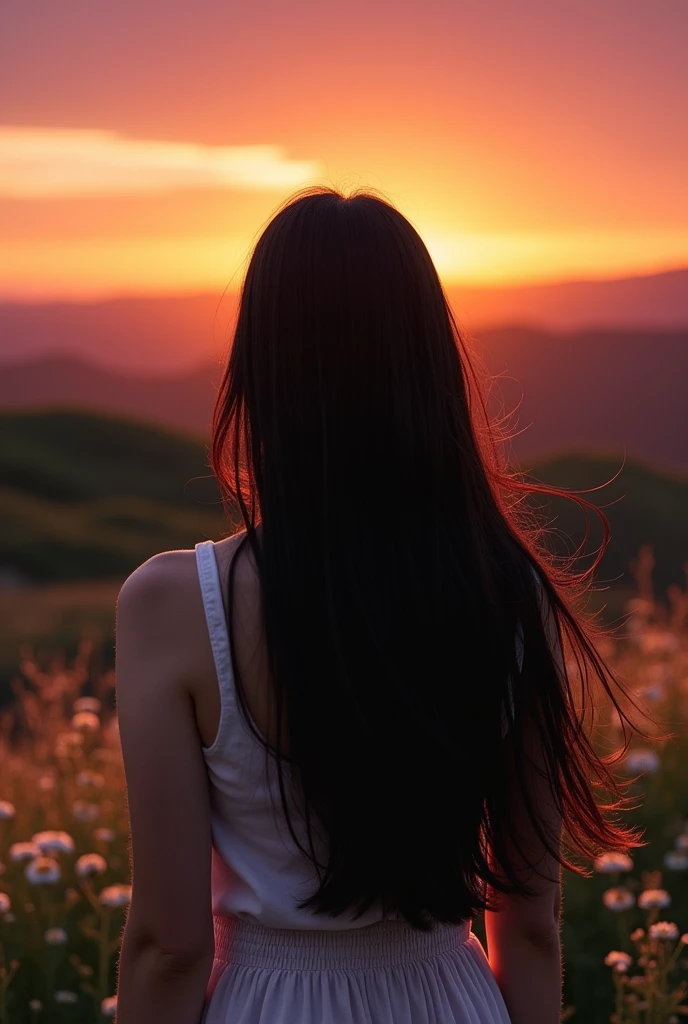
211,186,640,930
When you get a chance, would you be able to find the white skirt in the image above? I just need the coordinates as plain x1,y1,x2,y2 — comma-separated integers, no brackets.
202,914,511,1024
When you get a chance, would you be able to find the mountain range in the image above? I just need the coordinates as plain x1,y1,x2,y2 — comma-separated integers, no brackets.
1,326,686,469
0,267,686,372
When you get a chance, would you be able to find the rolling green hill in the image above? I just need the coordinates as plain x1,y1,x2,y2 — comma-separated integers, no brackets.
521,450,688,598
1,409,686,594
0,409,230,582
0,407,219,507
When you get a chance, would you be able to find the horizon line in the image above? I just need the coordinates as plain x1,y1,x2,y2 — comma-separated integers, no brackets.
0,263,686,307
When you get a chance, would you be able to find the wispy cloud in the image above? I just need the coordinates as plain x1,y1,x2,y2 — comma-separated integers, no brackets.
0,126,324,198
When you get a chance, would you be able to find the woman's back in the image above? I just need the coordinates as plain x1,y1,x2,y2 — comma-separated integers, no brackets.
195,533,397,930
114,186,637,1024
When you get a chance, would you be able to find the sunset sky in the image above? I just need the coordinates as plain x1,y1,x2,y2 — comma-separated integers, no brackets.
1,0,687,301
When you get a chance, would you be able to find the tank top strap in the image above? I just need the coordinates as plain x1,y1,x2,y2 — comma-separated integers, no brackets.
195,539,239,756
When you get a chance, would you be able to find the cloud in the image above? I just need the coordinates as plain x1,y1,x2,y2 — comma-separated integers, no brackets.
0,126,324,198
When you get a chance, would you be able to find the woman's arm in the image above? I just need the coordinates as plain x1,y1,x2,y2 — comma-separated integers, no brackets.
114,553,215,1024
485,585,564,1024
484,759,562,1024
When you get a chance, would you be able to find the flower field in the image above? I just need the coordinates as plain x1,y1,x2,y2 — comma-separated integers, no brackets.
0,651,127,1024
1,559,688,1023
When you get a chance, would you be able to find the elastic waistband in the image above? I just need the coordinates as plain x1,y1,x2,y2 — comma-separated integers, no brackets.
213,914,471,970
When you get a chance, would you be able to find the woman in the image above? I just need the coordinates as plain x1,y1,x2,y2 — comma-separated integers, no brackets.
114,187,638,1024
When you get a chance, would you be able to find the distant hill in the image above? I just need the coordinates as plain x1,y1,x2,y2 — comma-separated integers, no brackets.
0,292,223,372
1,326,686,469
477,327,688,469
457,267,688,334
520,451,688,601
0,410,229,583
0,267,686,372
0,361,219,460
0,410,685,598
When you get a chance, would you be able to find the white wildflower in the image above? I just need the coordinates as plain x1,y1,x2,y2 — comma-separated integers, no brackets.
603,887,635,912
10,842,40,862
664,850,688,871
25,857,61,885
75,853,107,879
624,749,660,775
54,991,78,1004
604,950,632,972
38,775,55,792
594,852,633,873
72,800,100,822
638,889,671,910
73,697,102,714
32,830,75,855
94,827,115,843
76,770,105,789
649,921,679,941
71,711,100,732
99,884,132,908
0,893,10,914
101,996,118,1017
45,927,68,946
0,800,16,819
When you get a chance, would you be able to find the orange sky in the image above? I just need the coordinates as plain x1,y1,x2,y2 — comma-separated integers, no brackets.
1,0,687,300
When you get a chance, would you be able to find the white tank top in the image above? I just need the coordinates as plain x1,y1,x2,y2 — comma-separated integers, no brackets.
195,538,524,930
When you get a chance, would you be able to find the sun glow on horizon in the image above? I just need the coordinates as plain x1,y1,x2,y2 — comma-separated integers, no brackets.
1,227,687,302
1,125,687,301
2,0,686,306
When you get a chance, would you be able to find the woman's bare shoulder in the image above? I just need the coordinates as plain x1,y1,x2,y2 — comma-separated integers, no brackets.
119,532,246,598
115,534,247,681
